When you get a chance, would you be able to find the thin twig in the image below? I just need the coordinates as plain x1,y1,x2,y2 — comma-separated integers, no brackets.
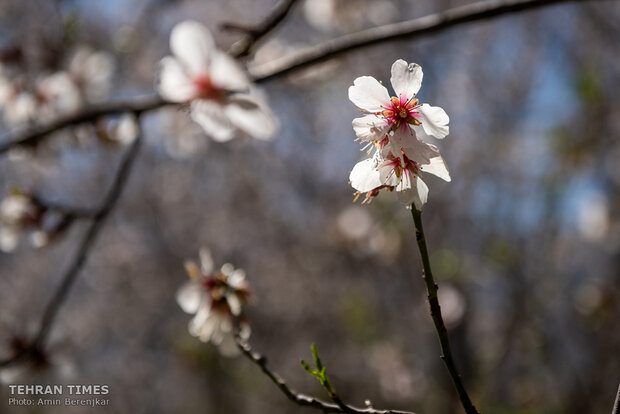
249,0,604,82
0,0,605,155
222,0,300,58
411,209,479,414
32,196,98,219
236,337,416,414
612,383,620,414
0,124,143,368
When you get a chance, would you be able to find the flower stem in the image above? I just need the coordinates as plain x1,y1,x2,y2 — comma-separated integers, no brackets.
411,208,479,414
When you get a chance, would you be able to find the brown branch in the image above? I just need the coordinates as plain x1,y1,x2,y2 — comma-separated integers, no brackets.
411,209,479,414
0,0,605,156
222,0,300,58
249,0,605,82
0,95,165,156
236,337,416,414
0,122,143,368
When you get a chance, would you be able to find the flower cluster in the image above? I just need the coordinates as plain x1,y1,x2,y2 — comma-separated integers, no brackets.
157,21,278,142
348,60,451,209
0,47,115,128
0,190,81,253
176,249,251,356
0,190,45,252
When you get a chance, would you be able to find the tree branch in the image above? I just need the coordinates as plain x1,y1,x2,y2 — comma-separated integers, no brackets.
0,122,144,368
0,95,165,156
612,383,620,414
249,0,604,82
0,0,605,155
236,337,416,414
411,209,479,414
222,0,300,58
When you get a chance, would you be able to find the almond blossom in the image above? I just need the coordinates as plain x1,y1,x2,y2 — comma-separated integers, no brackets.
157,21,278,142
348,60,451,209
176,248,251,356
349,59,449,155
0,191,44,252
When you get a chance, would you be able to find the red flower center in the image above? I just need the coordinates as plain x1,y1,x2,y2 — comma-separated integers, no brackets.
193,75,220,100
381,97,420,128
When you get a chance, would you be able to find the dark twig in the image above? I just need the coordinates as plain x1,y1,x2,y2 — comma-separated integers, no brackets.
0,123,143,368
612,383,620,414
250,0,605,82
222,0,300,58
31,196,98,219
411,209,479,414
235,337,415,414
0,0,605,156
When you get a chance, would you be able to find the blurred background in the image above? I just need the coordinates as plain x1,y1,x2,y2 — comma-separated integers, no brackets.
0,0,619,413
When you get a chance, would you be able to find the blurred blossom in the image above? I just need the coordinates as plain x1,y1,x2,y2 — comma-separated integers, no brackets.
0,45,114,129
176,248,251,357
2,92,37,127
336,205,373,241
107,113,139,146
368,343,422,401
0,191,43,253
157,21,278,142
348,60,450,209
302,0,336,32
36,72,81,122
335,206,401,259
577,192,609,242
68,47,115,102
436,284,466,328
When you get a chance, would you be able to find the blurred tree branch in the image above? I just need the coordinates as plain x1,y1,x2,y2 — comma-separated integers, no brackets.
250,0,607,81
411,209,479,414
0,0,608,155
613,384,620,414
0,120,144,368
222,0,300,58
236,337,416,414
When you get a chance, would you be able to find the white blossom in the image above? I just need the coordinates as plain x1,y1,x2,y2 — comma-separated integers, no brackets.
348,60,451,209
0,192,43,253
176,248,251,356
157,21,278,142
349,59,449,150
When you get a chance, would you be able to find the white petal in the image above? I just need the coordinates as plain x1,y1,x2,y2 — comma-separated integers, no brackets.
210,51,249,93
377,160,400,187
390,59,423,101
350,157,382,193
415,104,449,139
199,248,214,274
412,177,429,209
0,227,19,253
400,140,441,166
421,155,451,182
157,57,196,102
190,100,236,141
225,95,279,140
348,76,390,112
228,269,246,287
226,293,242,316
176,281,204,314
170,21,214,76
352,115,391,142
388,124,418,151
